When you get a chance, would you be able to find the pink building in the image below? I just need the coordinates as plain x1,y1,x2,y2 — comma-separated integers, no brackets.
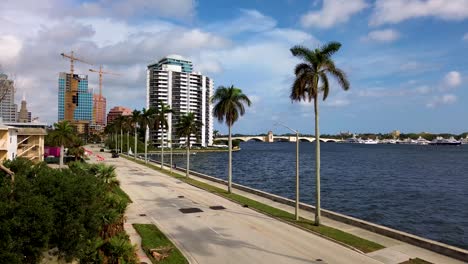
107,106,132,124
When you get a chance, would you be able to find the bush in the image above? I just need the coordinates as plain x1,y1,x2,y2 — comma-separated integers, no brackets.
0,159,137,264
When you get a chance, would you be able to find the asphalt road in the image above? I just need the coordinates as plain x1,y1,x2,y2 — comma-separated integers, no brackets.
91,149,383,264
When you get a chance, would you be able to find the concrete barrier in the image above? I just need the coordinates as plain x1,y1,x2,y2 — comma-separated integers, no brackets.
143,157,468,262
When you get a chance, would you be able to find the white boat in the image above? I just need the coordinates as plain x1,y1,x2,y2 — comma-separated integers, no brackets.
362,139,378,144
461,136,468,145
380,139,397,144
344,135,362,143
429,136,461,146
415,136,430,145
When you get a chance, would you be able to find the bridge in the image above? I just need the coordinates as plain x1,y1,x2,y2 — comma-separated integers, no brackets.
216,131,343,143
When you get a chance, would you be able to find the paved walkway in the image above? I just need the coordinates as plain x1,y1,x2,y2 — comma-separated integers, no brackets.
87,146,464,264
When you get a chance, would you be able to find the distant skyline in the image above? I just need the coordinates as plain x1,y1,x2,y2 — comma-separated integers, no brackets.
0,0,467,134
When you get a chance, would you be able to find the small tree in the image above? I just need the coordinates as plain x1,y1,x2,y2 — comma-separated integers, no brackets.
49,121,76,168
176,113,203,178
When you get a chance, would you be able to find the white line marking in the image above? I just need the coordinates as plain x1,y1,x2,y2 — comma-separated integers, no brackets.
208,226,224,237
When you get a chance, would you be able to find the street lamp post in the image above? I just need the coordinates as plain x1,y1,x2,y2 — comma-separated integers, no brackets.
275,122,300,221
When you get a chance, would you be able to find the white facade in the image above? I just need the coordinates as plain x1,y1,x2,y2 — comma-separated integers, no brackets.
147,55,213,147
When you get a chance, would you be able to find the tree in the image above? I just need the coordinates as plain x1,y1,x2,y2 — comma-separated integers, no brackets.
67,136,84,161
156,101,173,169
213,130,220,139
49,121,76,168
176,112,203,178
140,107,157,163
290,42,349,225
0,70,15,103
211,85,251,193
131,109,141,159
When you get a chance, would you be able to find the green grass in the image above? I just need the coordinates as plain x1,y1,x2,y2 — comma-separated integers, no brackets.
112,185,132,204
399,258,433,264
133,224,188,264
123,155,385,253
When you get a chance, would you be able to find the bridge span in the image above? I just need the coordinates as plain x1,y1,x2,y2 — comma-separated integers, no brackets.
216,131,342,143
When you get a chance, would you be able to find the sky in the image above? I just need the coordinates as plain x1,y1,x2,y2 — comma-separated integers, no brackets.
1,0,468,135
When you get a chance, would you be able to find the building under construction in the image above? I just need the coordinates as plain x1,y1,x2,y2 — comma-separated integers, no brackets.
57,72,93,134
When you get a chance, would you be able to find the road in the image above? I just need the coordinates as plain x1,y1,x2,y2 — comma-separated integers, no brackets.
91,148,383,264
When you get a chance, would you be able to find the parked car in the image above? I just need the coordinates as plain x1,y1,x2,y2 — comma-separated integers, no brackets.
111,152,119,158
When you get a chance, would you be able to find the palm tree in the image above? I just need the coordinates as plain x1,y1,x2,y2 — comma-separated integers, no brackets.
290,42,350,225
213,130,220,140
156,101,173,169
140,107,156,163
114,115,127,154
211,85,251,193
176,112,203,178
130,110,141,159
49,121,76,168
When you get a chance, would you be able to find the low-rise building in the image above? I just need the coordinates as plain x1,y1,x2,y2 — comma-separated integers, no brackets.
0,124,18,161
4,122,47,162
107,106,132,124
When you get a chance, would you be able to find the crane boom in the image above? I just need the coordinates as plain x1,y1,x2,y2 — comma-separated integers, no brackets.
60,51,92,75
89,65,121,96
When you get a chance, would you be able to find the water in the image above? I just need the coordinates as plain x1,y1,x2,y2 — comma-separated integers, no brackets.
151,142,468,249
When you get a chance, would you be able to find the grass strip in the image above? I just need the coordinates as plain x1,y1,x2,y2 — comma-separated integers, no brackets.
133,224,188,264
399,258,433,264
123,155,385,253
112,185,133,204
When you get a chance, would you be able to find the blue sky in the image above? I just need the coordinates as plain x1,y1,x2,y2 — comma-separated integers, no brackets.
1,0,467,134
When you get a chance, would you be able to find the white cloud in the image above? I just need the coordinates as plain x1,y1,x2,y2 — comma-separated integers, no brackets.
324,98,351,107
370,0,468,26
208,9,276,36
301,0,368,28
0,35,23,64
363,29,400,43
426,94,457,108
463,33,468,41
443,71,462,88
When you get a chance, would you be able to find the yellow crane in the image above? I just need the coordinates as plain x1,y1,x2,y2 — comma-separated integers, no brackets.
89,65,121,96
60,51,92,75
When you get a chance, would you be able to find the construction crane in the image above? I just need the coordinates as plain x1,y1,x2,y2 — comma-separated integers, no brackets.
89,65,121,96
60,51,92,75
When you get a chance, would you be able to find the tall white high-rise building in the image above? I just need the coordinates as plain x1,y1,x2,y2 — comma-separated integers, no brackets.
147,54,213,147
0,73,18,122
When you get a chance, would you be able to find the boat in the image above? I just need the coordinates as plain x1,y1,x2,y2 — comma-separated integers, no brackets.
380,139,397,144
362,139,378,144
461,136,468,145
344,135,362,143
429,136,461,146
415,136,430,145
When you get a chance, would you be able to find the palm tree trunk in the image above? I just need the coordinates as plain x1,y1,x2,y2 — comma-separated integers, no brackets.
127,131,129,154
314,96,321,226
145,126,148,163
228,125,232,193
186,135,190,178
134,126,137,159
120,129,123,154
161,127,164,169
59,145,64,168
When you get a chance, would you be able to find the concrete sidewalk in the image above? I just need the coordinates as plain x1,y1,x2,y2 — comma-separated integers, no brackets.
87,146,464,264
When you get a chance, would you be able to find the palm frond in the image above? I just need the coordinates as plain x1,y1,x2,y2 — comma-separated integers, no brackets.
320,41,342,58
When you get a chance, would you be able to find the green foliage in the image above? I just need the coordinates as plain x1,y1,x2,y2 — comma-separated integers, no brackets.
211,85,251,127
176,112,203,146
104,134,151,152
0,159,136,264
133,224,188,264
